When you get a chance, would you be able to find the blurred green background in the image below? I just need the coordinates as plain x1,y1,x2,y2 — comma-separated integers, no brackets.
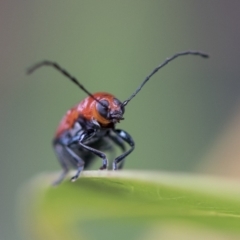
1,1,240,239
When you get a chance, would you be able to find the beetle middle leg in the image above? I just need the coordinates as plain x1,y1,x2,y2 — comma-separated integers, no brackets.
53,139,85,184
52,143,69,185
65,146,85,182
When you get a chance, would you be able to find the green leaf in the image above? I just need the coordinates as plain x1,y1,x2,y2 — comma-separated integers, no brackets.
19,171,240,240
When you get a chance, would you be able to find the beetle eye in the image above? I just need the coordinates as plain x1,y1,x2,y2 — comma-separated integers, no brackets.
113,98,125,114
121,105,125,115
113,98,121,106
97,100,109,118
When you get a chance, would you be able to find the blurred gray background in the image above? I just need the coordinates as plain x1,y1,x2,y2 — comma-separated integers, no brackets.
1,1,240,239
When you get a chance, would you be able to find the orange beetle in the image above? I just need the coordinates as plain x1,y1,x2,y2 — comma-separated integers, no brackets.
27,51,208,185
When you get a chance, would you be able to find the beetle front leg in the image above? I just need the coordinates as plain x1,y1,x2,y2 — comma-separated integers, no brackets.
79,141,108,170
112,129,135,170
108,131,126,169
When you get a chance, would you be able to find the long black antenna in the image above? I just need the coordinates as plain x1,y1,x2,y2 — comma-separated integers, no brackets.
27,61,107,108
122,50,209,107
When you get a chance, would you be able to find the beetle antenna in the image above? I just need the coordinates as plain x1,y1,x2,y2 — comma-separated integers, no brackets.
122,50,209,107
27,61,107,108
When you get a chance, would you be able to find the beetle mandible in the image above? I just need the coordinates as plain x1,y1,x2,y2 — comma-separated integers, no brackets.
27,51,209,185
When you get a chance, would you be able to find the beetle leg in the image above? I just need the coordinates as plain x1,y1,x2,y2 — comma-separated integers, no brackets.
98,141,115,170
108,131,126,169
78,141,108,170
77,130,109,170
53,136,85,184
65,146,85,182
52,143,69,185
112,129,135,170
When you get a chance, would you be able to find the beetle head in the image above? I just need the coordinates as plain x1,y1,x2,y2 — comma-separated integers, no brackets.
94,93,125,126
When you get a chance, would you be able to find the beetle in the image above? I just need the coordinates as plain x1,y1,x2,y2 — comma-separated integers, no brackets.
27,50,209,185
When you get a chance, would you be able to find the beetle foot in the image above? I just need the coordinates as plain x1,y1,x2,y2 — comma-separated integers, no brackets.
71,175,78,182
99,165,107,170
112,162,118,170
